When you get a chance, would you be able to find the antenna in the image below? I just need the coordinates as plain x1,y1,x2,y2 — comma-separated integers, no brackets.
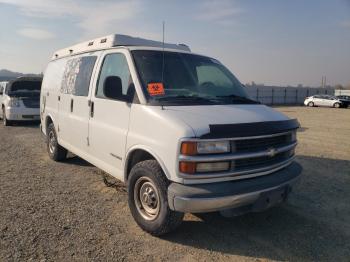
161,21,165,83
162,21,165,47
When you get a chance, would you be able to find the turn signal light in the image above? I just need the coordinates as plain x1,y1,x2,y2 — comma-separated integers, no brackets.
179,161,196,174
180,142,197,155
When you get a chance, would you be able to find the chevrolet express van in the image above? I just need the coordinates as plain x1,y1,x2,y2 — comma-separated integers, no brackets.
1,77,42,126
40,34,302,235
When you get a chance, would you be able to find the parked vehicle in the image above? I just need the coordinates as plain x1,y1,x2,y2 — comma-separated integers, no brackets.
304,95,343,108
336,95,350,108
0,77,42,126
0,81,8,106
40,34,302,235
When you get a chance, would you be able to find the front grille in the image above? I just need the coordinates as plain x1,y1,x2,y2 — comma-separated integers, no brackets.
22,98,39,108
235,151,291,171
234,133,292,153
179,130,297,179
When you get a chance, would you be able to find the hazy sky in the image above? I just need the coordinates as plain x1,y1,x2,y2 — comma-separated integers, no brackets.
0,0,349,86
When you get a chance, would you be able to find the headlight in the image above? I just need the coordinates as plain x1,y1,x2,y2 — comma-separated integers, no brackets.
181,140,230,155
179,161,230,174
196,162,230,173
197,141,230,154
8,98,20,107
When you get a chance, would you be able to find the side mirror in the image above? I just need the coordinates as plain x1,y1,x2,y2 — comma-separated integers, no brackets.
103,75,131,103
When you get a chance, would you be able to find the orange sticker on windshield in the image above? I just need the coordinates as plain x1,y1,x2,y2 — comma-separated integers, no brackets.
147,82,165,96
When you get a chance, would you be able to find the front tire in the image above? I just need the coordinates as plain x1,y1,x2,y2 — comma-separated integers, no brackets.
127,160,184,236
47,123,67,161
307,102,314,107
334,102,340,108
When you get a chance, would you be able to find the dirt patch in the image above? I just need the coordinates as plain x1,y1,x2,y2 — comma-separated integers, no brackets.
1,107,349,261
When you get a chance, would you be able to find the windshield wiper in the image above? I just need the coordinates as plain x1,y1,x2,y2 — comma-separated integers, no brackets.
216,94,260,104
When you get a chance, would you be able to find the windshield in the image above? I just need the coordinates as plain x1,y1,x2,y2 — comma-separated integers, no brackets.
8,80,41,97
132,50,257,106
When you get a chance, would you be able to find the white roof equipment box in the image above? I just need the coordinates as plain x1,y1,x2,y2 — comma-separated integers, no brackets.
52,34,191,60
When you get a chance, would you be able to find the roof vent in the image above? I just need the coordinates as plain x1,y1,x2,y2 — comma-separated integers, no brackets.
55,54,58,58
100,38,107,43
69,49,73,54
88,41,94,46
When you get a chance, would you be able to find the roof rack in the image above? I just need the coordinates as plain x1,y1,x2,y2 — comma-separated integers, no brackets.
51,34,191,60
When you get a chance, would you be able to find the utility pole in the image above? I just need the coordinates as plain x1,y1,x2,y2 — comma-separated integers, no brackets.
321,76,326,88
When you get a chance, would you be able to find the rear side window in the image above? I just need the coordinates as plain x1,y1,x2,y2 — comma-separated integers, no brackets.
96,53,133,99
61,56,97,96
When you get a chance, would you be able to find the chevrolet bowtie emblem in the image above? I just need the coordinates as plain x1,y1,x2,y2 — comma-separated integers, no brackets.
267,148,277,157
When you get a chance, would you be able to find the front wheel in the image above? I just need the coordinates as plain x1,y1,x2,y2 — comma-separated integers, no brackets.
334,102,340,108
127,160,184,236
307,102,314,107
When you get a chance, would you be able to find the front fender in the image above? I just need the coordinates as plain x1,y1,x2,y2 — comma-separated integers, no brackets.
124,145,174,182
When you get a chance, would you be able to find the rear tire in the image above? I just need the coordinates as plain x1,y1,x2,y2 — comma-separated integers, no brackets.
334,103,340,108
47,123,67,161
307,102,314,107
127,160,184,236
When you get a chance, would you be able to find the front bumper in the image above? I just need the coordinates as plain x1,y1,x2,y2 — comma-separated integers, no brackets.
168,161,302,213
6,107,40,121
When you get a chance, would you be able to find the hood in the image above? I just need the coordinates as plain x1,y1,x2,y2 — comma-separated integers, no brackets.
162,104,290,137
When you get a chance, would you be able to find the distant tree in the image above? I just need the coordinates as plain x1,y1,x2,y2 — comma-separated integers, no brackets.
334,84,344,90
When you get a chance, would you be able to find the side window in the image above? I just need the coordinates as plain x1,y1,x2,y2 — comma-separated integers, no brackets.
61,56,97,96
0,85,3,95
196,65,232,87
96,53,133,99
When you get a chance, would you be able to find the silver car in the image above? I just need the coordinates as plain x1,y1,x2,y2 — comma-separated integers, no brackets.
304,95,342,108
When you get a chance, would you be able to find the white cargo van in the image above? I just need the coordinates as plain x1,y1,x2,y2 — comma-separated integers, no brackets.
40,34,302,235
1,77,42,126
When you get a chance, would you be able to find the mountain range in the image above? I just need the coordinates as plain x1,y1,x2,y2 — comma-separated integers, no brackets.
0,69,41,82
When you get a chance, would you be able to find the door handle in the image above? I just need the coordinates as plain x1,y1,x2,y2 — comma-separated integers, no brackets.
70,98,74,113
90,101,94,118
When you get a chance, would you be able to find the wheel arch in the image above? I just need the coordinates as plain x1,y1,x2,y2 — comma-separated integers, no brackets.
44,114,56,135
124,146,171,182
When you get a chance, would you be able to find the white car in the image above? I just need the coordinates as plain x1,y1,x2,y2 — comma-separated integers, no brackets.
304,95,342,108
0,77,42,126
40,34,302,235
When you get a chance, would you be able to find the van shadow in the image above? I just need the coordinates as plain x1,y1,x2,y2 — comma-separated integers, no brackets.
64,155,93,167
162,155,350,261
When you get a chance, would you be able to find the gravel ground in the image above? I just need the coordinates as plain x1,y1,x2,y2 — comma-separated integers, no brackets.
1,106,349,261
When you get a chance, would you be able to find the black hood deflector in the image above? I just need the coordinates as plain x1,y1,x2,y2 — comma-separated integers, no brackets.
200,119,299,139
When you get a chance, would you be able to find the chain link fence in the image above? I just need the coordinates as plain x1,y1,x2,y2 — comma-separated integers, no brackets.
246,86,335,105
